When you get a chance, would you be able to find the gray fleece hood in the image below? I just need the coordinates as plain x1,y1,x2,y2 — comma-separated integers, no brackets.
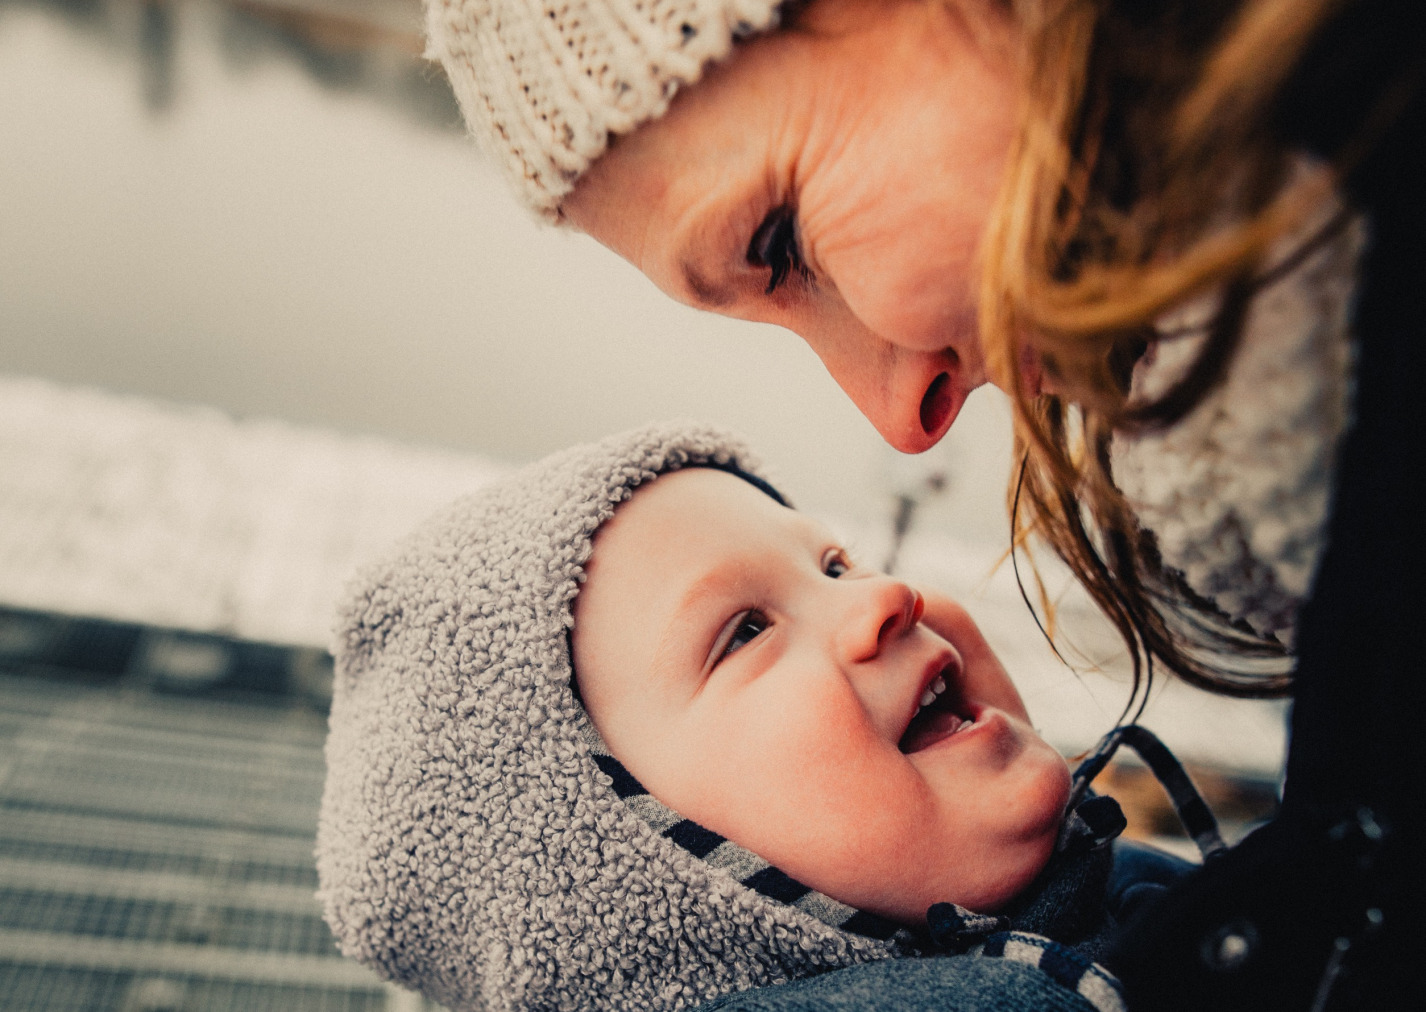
316,421,913,1012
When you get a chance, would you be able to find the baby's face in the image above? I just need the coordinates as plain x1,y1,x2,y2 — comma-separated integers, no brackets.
571,469,1070,923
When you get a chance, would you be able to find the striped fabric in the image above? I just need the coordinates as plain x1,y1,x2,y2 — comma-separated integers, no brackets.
968,932,1127,1012
574,717,1207,1010
578,721,909,942
1068,725,1229,861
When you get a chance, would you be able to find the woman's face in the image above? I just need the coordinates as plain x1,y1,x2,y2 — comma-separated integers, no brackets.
562,0,1023,453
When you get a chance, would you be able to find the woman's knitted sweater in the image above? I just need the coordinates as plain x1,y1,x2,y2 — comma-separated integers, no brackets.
1111,203,1363,649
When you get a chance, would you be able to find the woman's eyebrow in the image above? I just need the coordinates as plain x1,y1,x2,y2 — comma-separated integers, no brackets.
680,259,737,309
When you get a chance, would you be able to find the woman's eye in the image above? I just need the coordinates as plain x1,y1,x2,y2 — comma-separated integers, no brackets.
823,551,850,579
722,609,769,659
746,206,808,295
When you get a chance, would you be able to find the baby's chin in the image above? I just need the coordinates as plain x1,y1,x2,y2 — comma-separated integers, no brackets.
925,756,1071,916
850,852,1049,927
903,832,1061,922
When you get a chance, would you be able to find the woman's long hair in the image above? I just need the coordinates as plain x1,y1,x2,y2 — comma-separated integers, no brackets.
978,0,1388,703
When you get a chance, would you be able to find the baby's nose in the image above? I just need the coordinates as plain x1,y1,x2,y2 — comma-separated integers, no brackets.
837,578,923,663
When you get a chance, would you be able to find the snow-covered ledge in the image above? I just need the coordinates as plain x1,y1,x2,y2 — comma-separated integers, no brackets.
0,373,505,648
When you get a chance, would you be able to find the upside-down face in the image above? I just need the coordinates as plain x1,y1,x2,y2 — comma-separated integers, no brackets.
563,0,1027,454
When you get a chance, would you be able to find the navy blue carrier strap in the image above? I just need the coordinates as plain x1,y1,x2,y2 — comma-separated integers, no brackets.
1067,725,1228,862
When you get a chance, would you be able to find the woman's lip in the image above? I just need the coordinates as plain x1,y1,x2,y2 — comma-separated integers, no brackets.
884,377,966,453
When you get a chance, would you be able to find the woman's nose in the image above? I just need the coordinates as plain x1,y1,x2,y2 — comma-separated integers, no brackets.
803,330,967,454
836,577,925,663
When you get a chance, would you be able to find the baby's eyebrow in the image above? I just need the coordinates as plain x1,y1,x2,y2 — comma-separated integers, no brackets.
650,559,748,678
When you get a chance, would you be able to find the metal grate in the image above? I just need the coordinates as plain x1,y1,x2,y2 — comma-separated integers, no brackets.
0,966,392,1012
0,607,438,1011
0,888,338,956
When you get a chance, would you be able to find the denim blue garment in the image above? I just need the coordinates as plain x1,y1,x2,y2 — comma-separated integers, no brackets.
1104,838,1194,926
693,952,1113,1012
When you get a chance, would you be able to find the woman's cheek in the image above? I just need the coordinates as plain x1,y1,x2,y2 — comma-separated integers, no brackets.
827,253,944,351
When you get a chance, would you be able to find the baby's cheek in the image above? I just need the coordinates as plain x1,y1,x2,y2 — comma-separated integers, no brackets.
1032,739,1073,823
1003,733,1073,843
745,696,887,807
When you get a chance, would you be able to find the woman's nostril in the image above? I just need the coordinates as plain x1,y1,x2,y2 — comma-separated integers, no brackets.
877,613,899,644
919,373,953,435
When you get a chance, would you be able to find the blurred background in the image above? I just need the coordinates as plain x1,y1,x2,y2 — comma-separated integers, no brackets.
0,1,1287,1008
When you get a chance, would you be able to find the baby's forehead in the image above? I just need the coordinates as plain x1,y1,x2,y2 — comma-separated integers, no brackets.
609,466,800,539
585,467,819,580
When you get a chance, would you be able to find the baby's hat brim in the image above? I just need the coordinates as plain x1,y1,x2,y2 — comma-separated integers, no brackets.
316,420,899,1012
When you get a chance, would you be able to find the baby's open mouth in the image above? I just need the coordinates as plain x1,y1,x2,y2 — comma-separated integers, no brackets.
898,667,976,754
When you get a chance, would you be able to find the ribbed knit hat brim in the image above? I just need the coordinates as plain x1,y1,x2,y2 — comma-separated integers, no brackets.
316,421,905,1011
425,0,785,218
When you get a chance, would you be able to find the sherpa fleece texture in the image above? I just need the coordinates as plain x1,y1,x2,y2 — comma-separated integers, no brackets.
316,422,907,1012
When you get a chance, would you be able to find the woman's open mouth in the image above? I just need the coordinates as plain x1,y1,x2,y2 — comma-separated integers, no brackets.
898,665,977,753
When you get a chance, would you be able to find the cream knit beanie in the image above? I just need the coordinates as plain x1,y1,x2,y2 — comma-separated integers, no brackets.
316,422,914,1012
424,0,786,218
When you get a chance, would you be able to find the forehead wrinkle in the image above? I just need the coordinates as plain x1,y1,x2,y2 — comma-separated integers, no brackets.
795,109,874,245
774,76,864,288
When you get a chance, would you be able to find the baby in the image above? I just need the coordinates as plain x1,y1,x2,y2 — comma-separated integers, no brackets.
317,422,1174,1012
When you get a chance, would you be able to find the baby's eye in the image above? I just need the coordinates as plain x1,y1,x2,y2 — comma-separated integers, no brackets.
722,609,769,659
823,550,850,579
